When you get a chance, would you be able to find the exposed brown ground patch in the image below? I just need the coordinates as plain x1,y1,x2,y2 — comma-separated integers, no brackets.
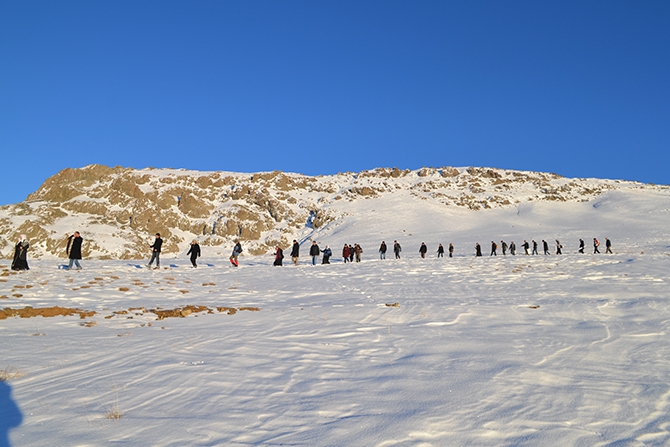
0,306,96,320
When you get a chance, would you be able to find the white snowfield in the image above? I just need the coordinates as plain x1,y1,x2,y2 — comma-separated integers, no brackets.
2,187,670,446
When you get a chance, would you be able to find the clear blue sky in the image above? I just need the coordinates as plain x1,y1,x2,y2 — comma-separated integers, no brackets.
1,1,669,205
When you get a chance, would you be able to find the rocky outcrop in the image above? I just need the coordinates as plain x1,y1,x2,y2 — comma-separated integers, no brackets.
0,164,662,259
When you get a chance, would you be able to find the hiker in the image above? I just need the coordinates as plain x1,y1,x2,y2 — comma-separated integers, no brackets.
532,240,538,255
475,243,482,257
379,241,387,260
11,235,30,271
419,242,428,258
342,244,350,263
542,240,549,255
437,244,444,258
448,243,454,258
290,240,300,265
230,240,243,266
578,239,585,254
393,240,402,259
509,241,516,255
490,241,497,256
273,245,284,266
187,240,201,267
354,244,363,262
309,241,320,265
605,238,612,254
522,240,530,255
146,233,163,269
349,245,355,262
593,238,600,254
66,231,83,270
555,240,562,255
322,245,332,264
501,241,508,256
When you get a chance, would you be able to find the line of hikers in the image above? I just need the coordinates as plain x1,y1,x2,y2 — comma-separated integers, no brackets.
476,238,612,257
6,232,614,272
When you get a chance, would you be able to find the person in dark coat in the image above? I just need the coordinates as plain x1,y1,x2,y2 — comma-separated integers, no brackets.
349,244,355,262
555,240,562,255
419,242,428,258
522,240,530,255
448,243,454,258
509,241,516,255
379,241,387,260
230,241,243,266
605,238,612,254
593,238,600,254
11,235,30,271
322,245,332,264
273,245,284,266
501,241,508,256
147,233,163,268
393,240,402,259
187,240,201,267
66,231,83,270
475,243,482,257
342,244,350,263
437,244,444,258
310,241,320,265
578,239,585,254
532,240,538,255
290,240,300,265
542,240,549,255
490,241,497,256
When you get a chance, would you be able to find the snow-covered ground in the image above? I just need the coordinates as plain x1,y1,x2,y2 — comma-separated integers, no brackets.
2,188,670,446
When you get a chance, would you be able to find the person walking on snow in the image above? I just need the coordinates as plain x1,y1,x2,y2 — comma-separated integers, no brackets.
146,233,163,269
555,240,562,255
290,240,300,265
393,241,402,259
437,244,444,258
475,243,482,257
342,244,350,263
419,242,428,258
66,231,83,270
448,243,454,258
273,245,284,266
490,241,498,256
509,241,516,255
522,240,530,255
310,241,320,265
11,235,30,271
593,238,600,254
605,238,612,254
379,241,387,260
542,240,549,255
230,241,243,266
354,244,363,262
579,239,585,254
501,241,508,256
532,240,539,255
187,240,201,267
348,244,355,262
322,245,332,264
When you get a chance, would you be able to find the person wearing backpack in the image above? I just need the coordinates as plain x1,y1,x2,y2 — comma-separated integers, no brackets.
593,238,600,254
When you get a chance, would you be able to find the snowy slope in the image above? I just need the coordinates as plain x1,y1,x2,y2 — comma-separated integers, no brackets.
1,167,670,446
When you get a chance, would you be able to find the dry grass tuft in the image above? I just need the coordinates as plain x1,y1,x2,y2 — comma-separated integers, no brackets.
106,406,123,420
0,366,27,382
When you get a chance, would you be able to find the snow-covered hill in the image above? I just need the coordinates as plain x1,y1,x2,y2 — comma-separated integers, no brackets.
0,164,668,260
3,166,670,446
